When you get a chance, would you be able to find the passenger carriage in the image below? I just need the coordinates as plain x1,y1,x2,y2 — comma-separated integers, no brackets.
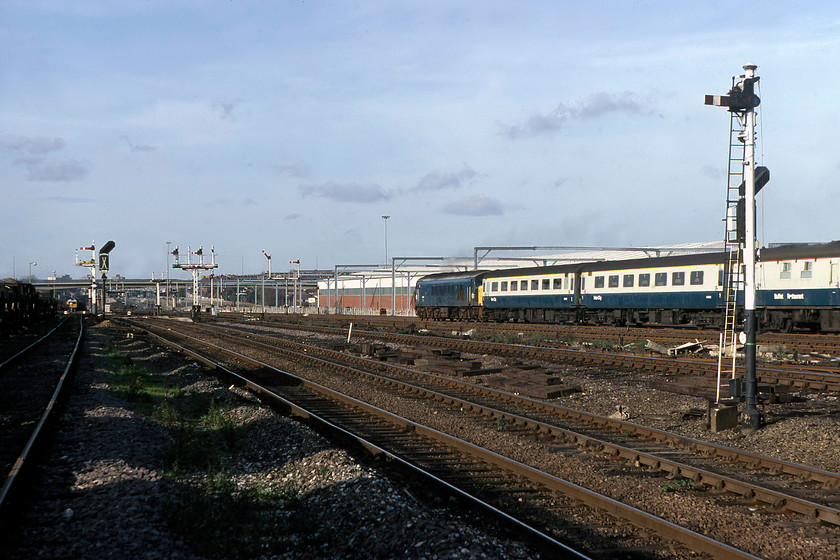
416,241,840,331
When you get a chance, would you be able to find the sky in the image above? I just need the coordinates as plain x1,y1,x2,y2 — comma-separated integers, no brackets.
3,1,840,280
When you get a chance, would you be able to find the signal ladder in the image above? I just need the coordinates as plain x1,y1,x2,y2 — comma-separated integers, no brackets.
716,103,747,402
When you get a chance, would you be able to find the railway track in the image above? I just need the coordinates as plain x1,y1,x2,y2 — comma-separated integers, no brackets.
0,317,83,514
214,317,840,395
240,311,840,356
167,319,840,519
125,317,840,558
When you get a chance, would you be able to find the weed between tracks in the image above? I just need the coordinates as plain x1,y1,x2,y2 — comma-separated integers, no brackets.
475,332,553,345
102,343,321,559
660,478,692,493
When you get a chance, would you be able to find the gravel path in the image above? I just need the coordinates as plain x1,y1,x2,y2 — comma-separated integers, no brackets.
1,321,542,560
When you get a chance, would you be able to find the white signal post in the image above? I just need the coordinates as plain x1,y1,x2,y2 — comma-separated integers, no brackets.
740,64,761,432
76,243,99,314
706,64,763,431
262,250,272,278
172,244,218,319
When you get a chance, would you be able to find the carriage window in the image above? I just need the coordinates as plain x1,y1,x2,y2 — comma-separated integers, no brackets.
531,279,539,290
654,272,667,286
608,275,619,288
690,271,704,285
672,272,685,286
623,274,634,287
553,278,562,289
491,282,498,292
521,280,528,290
801,261,813,279
594,276,605,289
781,262,791,280
510,281,517,291
542,278,550,290
639,273,650,287
500,281,507,291
579,277,584,290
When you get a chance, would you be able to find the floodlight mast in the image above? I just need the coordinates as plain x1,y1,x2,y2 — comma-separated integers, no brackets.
705,64,763,431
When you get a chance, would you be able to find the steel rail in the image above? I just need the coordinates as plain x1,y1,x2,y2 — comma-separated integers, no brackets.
0,317,83,511
155,319,840,526
133,324,591,560
191,319,840,487
249,321,840,392
0,318,68,372
235,312,840,355
131,319,764,558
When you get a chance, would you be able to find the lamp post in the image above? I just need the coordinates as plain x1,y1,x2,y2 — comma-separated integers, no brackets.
382,215,390,265
28,261,37,283
290,259,300,313
166,241,171,309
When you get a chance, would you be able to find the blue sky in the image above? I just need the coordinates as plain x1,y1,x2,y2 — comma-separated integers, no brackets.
3,1,840,280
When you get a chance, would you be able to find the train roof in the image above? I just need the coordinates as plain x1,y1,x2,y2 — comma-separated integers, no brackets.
579,251,726,273
415,242,840,284
760,241,840,261
415,270,489,282
480,251,725,279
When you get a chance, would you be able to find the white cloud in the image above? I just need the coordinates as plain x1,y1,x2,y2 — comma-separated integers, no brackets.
0,134,65,154
15,156,90,182
300,181,392,203
500,91,654,139
276,161,309,178
411,164,477,193
121,100,240,146
442,195,502,216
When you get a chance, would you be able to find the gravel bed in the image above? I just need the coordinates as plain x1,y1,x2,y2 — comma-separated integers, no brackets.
6,318,837,559
0,322,542,560
230,323,840,559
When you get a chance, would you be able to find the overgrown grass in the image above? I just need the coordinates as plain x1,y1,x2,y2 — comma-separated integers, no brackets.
104,343,161,409
476,332,550,345
105,344,244,472
592,339,615,350
162,391,250,473
772,345,789,361
628,339,648,351
661,478,692,493
101,342,331,558
169,471,320,559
